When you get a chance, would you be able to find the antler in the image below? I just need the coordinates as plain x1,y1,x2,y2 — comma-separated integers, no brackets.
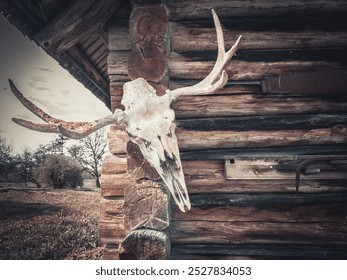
167,9,242,101
9,79,124,139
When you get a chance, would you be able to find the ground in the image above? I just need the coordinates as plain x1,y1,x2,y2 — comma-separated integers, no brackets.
0,181,106,260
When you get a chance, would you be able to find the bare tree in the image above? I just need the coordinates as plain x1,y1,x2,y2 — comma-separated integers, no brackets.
14,145,49,187
68,129,108,188
0,136,14,181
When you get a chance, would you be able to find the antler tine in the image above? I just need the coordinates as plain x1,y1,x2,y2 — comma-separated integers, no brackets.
9,79,124,138
167,9,242,101
58,109,124,139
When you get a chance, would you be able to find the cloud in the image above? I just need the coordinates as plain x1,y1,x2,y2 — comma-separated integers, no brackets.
37,67,54,73
61,89,71,97
30,97,70,116
27,75,51,91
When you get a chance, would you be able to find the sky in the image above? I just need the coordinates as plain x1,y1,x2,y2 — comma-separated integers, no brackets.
0,15,111,154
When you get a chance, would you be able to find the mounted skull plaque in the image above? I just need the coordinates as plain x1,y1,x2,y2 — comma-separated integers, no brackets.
9,10,242,212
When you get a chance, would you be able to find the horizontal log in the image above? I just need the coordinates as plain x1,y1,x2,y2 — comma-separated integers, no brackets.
102,245,120,260
101,153,127,175
99,197,127,244
107,51,129,81
176,114,347,131
172,94,347,118
171,22,347,51
172,193,347,223
99,221,127,245
167,0,347,20
100,197,125,223
100,173,129,197
108,20,131,51
172,244,347,260
180,144,347,161
176,125,347,150
169,51,345,81
182,160,347,193
171,221,347,245
109,125,128,155
170,80,261,94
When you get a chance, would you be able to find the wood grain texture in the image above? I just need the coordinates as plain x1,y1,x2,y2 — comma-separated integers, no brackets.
171,22,347,51
102,153,128,175
182,160,347,193
35,0,122,54
176,125,347,150
101,173,129,197
172,94,347,118
119,229,170,260
167,0,347,20
124,181,170,231
108,125,128,155
171,220,347,245
99,198,127,244
172,244,347,260
172,193,347,223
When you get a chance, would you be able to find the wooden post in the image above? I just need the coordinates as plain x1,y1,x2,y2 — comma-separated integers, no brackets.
118,1,171,260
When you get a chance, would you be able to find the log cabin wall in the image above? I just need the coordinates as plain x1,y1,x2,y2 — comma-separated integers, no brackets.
103,0,347,259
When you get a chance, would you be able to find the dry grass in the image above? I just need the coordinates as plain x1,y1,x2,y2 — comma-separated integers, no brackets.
0,183,106,260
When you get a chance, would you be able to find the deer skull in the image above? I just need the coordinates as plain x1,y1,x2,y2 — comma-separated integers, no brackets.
9,9,241,212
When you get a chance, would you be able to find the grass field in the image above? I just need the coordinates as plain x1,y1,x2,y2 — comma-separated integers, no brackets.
0,182,105,260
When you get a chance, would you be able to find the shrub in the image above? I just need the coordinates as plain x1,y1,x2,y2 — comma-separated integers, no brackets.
36,155,83,189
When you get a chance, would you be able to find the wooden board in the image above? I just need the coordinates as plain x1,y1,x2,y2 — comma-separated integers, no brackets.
225,157,347,180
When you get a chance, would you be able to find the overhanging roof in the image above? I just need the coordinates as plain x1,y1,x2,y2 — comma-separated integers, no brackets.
0,0,131,110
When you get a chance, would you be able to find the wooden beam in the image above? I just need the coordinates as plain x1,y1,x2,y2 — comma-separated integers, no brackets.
171,22,347,51
173,193,347,223
172,244,347,260
172,94,347,119
171,220,347,245
176,126,347,151
167,0,347,20
35,0,123,54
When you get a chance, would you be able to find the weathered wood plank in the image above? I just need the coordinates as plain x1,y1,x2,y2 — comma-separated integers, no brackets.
108,20,131,51
35,0,123,54
171,22,347,51
169,51,346,81
167,0,347,20
101,153,127,175
108,125,128,155
225,157,347,180
101,173,129,197
172,94,347,118
182,160,347,194
66,46,109,98
176,114,347,131
99,197,127,244
172,244,347,260
170,80,261,94
172,193,347,223
171,221,347,245
107,52,129,81
180,144,347,161
176,126,347,151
